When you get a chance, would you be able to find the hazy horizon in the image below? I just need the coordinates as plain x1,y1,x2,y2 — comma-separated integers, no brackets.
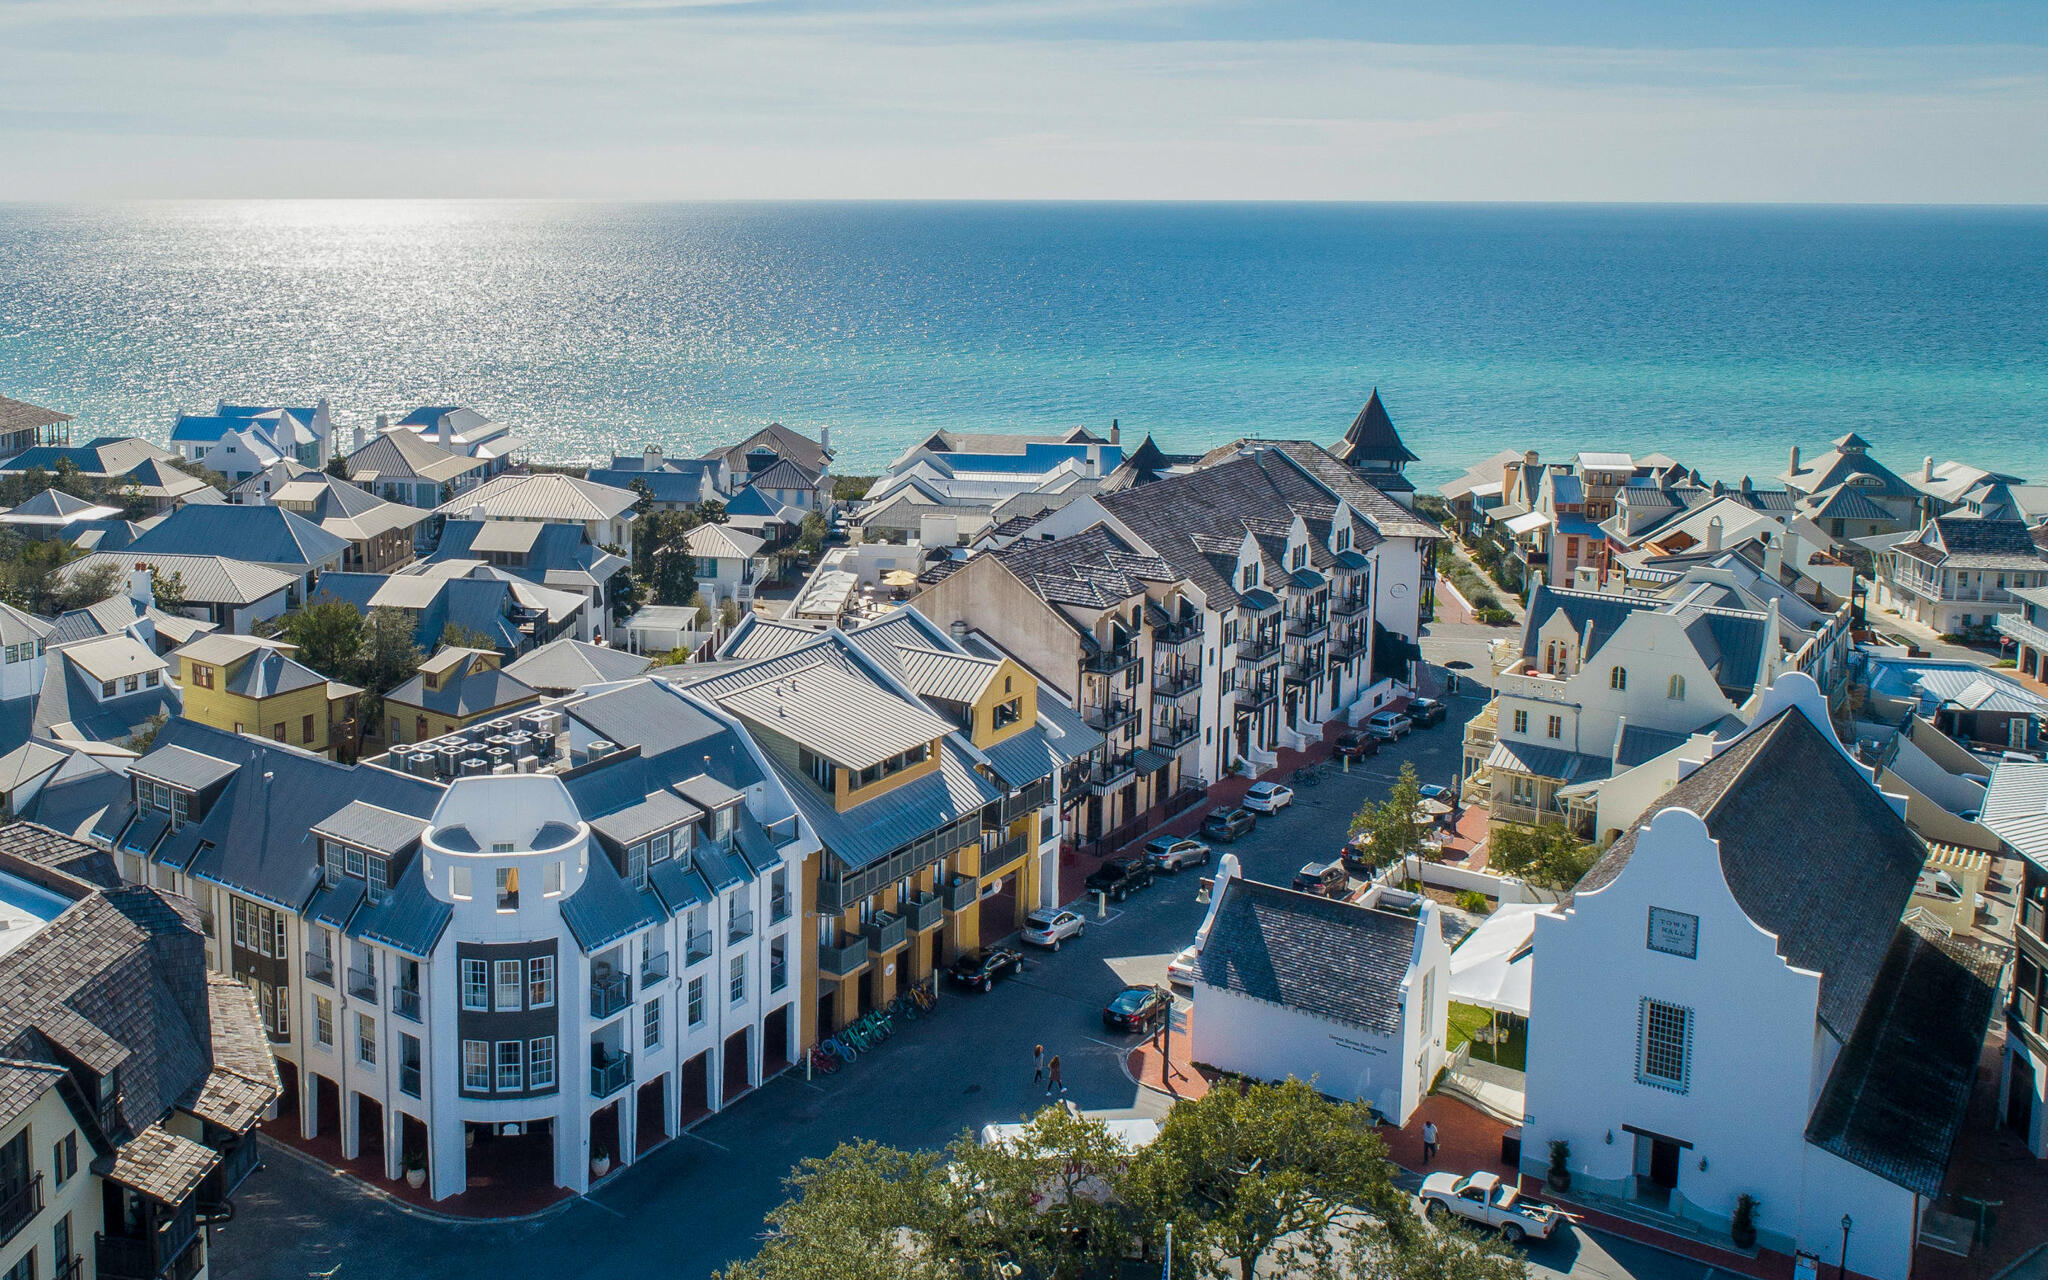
5,1,2044,203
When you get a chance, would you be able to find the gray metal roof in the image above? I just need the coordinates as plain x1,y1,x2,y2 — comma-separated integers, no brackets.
435,472,636,523
1197,876,1421,1036
502,638,652,693
675,772,743,812
66,552,296,607
133,744,242,792
588,789,702,846
1484,739,1611,784
896,644,1001,705
310,801,430,856
558,853,663,952
720,660,953,770
347,858,453,957
1981,761,2048,868
126,503,350,569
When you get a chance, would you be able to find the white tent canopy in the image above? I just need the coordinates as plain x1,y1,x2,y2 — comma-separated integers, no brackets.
1447,902,1557,1017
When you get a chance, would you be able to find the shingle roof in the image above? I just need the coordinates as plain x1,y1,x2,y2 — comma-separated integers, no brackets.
0,822,120,888
704,423,832,474
1334,389,1418,466
0,395,72,436
1804,925,1998,1197
1519,584,1656,664
1923,516,2048,570
1197,877,1421,1036
95,1122,219,1204
1580,709,1928,1039
180,973,282,1132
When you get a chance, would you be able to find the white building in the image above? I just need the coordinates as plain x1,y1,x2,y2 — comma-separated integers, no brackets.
1190,858,1450,1126
96,676,817,1203
1522,676,1998,1280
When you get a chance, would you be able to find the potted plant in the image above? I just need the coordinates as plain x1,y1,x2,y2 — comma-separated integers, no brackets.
1731,1194,1759,1249
591,1142,612,1179
403,1150,426,1189
1547,1139,1571,1193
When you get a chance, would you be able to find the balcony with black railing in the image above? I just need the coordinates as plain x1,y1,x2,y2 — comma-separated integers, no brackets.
1152,666,1201,699
1238,682,1277,712
96,1200,198,1280
1085,752,1138,794
590,970,631,1020
591,1051,633,1099
54,1253,83,1280
1287,612,1329,643
1235,632,1281,665
1331,592,1369,619
1154,715,1198,749
0,1172,43,1246
1154,616,1203,647
1085,695,1139,734
1083,644,1140,676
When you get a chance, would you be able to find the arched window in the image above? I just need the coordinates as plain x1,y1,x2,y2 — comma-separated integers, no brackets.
1610,667,1627,691
1668,674,1685,700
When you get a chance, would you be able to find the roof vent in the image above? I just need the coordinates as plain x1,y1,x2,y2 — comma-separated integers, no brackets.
587,739,615,762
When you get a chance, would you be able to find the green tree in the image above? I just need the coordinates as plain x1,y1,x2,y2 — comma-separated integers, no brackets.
718,598,742,631
47,561,122,616
125,711,169,755
275,600,366,680
713,1140,961,1280
944,1105,1143,1280
796,511,828,557
629,477,654,517
1486,823,1600,893
169,456,231,492
1349,761,1431,869
1128,1078,1407,1280
436,621,498,652
356,607,425,731
1345,1216,1527,1280
650,547,697,608
325,451,350,479
699,499,728,525
150,569,188,610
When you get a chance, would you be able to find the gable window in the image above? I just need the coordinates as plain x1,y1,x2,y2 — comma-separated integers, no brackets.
1241,562,1259,591
1637,999,1691,1092
1667,674,1685,700
1610,666,1628,691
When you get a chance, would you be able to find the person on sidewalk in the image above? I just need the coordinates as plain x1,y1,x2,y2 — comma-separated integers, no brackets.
1032,1044,1045,1086
1422,1119,1439,1164
1047,1055,1065,1096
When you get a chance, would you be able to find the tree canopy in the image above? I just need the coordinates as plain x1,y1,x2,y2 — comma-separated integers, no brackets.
1350,761,1432,870
1485,823,1600,893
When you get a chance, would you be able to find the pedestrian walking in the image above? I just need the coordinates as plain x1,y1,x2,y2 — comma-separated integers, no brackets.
1032,1044,1045,1085
1422,1119,1439,1165
1047,1055,1065,1095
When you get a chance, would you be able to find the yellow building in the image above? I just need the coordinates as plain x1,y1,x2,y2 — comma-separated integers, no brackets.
171,633,362,759
684,609,1094,1045
382,646,540,745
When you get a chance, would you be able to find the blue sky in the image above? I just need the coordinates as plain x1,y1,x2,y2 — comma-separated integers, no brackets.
3,0,2044,200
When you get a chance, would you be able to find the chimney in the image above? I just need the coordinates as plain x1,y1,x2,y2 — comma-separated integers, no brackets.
1923,456,1935,483
1110,418,1120,445
436,414,451,446
1762,595,1783,685
819,423,830,455
1764,533,1785,582
129,563,154,607
1788,444,1801,475
1086,443,1102,476
352,425,367,451
644,445,662,472
1739,475,1752,493
376,413,389,433
1705,517,1723,552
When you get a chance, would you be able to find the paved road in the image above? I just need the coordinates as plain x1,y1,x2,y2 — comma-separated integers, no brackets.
211,673,1695,1280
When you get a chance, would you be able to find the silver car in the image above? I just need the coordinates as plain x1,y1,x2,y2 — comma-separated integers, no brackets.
1143,836,1212,872
1020,907,1085,950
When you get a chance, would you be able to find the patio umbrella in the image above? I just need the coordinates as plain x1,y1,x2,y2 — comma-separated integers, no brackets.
881,569,920,587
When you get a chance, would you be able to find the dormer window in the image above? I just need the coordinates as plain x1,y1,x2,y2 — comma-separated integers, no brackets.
800,748,836,790
1242,563,1259,591
650,830,672,864
1291,545,1307,570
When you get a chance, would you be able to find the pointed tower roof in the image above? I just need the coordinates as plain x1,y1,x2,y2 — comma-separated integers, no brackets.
1334,389,1418,467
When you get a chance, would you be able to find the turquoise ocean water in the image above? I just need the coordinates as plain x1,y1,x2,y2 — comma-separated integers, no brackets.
0,201,2042,490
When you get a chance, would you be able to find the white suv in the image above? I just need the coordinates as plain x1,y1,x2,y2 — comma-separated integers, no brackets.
1020,908,1085,950
1143,836,1212,872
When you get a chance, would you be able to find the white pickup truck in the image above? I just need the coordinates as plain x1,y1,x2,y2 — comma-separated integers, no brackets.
1418,1171,1565,1244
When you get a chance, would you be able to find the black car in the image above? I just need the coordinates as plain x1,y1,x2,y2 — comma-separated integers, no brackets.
949,946,1024,992
1202,806,1257,843
1291,860,1350,899
1333,732,1381,761
1406,697,1448,729
1340,840,1382,879
1102,984,1173,1033
1084,857,1156,902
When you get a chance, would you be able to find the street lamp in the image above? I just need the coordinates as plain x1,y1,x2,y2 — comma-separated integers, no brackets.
1839,1214,1853,1280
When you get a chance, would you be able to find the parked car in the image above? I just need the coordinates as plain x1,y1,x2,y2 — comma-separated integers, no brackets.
1166,944,1200,987
1243,781,1294,813
1364,710,1412,741
949,946,1025,992
1340,836,1382,879
1419,1171,1565,1244
1406,697,1448,729
1333,732,1381,761
1021,907,1086,950
1102,984,1173,1033
1084,857,1156,902
1419,783,1451,803
1143,836,1212,872
1291,860,1350,898
1202,806,1257,842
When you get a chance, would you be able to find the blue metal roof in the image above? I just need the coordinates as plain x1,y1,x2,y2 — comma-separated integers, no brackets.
558,854,663,952
128,503,350,568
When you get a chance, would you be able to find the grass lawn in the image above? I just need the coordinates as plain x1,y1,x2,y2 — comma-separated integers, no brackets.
1446,1001,1527,1072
